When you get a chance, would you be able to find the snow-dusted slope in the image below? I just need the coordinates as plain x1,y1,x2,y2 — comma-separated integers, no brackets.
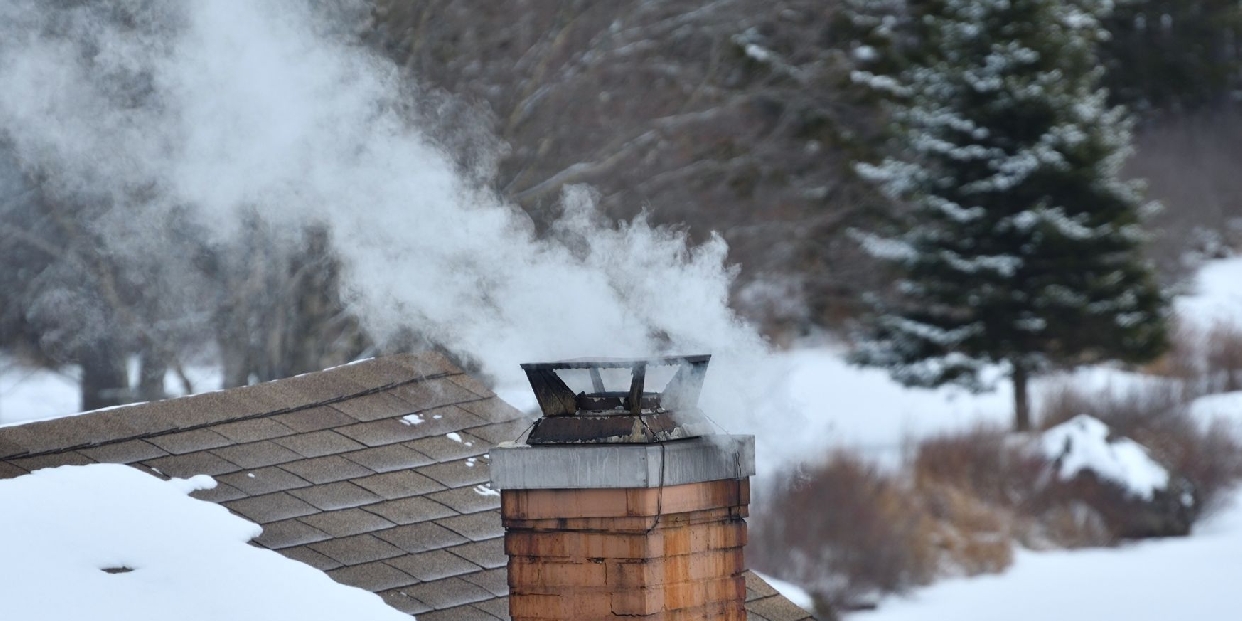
854,488,1242,621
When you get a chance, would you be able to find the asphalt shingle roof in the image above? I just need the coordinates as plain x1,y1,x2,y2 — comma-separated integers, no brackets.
0,352,814,621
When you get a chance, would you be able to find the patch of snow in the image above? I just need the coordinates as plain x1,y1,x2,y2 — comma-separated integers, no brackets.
473,483,499,497
446,432,463,443
323,357,376,370
853,45,878,62
744,43,773,62
851,70,911,96
1188,391,1242,434
401,413,424,426
754,571,816,612
166,474,218,494
1176,257,1242,327
0,464,414,621
1039,415,1169,500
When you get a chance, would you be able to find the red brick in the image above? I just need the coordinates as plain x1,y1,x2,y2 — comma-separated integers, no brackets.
609,586,663,616
507,557,607,588
502,480,746,521
505,530,655,560
611,549,745,587
501,478,751,621
504,506,741,533
507,593,564,619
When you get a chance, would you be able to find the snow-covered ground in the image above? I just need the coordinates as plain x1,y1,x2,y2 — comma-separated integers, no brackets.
855,488,1242,621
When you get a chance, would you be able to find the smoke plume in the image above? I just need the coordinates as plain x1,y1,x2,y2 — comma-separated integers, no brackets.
0,0,806,467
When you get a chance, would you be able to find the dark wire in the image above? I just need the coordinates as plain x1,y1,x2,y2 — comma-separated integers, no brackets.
644,441,667,535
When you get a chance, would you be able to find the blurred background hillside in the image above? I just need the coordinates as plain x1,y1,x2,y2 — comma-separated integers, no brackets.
5,0,1242,413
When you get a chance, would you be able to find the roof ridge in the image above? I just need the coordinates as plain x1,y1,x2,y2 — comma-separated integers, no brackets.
0,354,463,460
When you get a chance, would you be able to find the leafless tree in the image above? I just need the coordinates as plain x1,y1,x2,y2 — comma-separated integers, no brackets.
211,218,370,389
367,0,890,336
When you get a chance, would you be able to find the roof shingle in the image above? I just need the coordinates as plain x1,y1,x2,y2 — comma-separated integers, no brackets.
309,533,405,565
328,561,419,591
280,455,374,484
376,521,469,554
272,429,365,458
224,491,318,523
299,508,396,538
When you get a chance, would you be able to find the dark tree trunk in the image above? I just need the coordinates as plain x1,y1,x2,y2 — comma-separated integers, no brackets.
219,336,251,389
216,295,255,388
283,225,368,376
1012,361,1031,433
80,338,128,412
137,349,167,402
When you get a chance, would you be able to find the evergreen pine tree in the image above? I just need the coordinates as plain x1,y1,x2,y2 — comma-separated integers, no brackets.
848,0,1168,431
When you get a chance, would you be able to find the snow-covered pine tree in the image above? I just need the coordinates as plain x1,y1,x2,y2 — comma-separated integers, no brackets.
848,0,1168,431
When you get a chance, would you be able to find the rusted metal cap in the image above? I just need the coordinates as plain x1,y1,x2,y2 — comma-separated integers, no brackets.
519,355,711,444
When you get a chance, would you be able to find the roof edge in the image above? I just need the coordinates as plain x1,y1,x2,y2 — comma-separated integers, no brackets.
0,352,464,460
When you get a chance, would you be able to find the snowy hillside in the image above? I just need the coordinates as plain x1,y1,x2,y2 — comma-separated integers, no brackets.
854,492,1242,621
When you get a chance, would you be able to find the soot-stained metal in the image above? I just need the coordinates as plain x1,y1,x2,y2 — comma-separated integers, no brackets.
519,355,712,444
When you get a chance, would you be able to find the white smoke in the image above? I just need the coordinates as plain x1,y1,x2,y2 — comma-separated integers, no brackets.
0,0,808,468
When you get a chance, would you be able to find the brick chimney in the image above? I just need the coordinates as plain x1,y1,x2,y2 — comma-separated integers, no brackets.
490,356,754,620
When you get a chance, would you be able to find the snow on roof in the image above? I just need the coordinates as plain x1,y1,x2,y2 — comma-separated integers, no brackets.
1039,415,1170,500
753,570,815,613
0,464,414,621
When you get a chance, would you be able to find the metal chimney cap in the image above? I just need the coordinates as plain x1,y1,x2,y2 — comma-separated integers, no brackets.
519,354,711,371
519,354,712,445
